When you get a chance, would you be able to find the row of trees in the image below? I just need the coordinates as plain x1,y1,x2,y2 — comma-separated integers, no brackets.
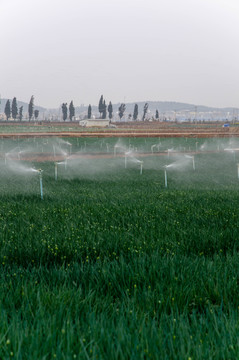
4,96,38,121
97,96,159,121
4,95,159,122
61,101,75,121
61,96,159,122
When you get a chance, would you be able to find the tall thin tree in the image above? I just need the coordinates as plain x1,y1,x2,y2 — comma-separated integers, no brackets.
98,95,104,118
133,104,138,121
142,103,148,121
69,101,75,121
108,101,113,121
155,109,159,120
4,100,11,121
62,103,68,121
28,95,34,121
102,100,107,119
88,104,92,119
12,97,18,120
19,106,23,121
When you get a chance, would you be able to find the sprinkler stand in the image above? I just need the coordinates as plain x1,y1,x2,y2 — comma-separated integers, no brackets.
125,154,127,169
192,156,195,171
38,169,43,200
139,161,143,175
164,168,168,188
55,162,58,181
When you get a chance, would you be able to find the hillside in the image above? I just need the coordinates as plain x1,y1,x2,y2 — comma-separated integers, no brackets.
0,98,237,120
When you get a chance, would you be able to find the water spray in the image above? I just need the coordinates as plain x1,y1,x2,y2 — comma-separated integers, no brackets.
195,142,198,152
125,153,128,169
185,155,195,170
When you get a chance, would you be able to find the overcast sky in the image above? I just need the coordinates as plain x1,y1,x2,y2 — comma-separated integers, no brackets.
1,0,239,109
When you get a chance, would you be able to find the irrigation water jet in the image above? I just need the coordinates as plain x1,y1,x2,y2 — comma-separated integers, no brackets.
185,155,195,170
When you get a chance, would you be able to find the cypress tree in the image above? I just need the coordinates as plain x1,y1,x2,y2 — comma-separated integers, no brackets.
98,95,104,118
142,103,148,121
133,104,138,121
155,109,159,120
62,103,68,121
12,97,18,120
28,95,34,121
69,101,75,121
108,101,113,121
88,104,92,119
4,100,11,120
19,106,23,121
102,100,107,119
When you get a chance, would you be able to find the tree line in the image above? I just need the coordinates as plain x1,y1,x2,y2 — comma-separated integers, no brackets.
4,94,160,121
4,95,38,121
62,95,159,122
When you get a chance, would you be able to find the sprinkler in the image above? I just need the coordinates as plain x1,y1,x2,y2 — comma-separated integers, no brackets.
164,166,168,188
37,169,43,200
185,155,195,170
125,153,128,169
195,142,198,152
54,162,58,181
114,145,118,157
139,161,143,175
237,164,239,180
192,156,195,171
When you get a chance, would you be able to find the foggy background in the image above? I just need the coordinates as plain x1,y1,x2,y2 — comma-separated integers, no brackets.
1,0,239,109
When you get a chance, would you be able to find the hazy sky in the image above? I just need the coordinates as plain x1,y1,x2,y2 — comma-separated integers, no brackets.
1,0,239,108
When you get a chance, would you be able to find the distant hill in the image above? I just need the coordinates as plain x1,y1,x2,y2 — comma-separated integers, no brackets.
0,98,46,115
0,98,237,119
73,101,238,117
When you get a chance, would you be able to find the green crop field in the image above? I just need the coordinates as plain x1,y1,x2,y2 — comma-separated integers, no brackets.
1,137,239,359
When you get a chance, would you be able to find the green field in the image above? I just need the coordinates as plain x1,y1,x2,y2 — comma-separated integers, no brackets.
1,137,239,359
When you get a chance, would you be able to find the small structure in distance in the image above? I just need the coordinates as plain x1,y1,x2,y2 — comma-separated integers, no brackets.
79,119,110,128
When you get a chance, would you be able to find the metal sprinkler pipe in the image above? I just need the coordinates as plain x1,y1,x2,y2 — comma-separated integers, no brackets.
139,161,143,175
125,154,127,169
192,156,195,171
38,169,43,200
164,166,168,188
54,162,58,181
